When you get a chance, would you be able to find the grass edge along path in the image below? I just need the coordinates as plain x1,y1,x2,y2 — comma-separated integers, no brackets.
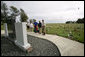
46,23,84,43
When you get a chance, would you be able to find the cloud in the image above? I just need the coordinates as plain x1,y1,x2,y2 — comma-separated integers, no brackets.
3,1,84,23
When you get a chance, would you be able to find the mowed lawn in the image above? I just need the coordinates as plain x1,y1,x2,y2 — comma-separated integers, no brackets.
46,23,84,43
1,23,84,43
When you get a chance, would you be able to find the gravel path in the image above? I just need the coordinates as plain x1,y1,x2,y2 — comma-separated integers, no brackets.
1,35,61,56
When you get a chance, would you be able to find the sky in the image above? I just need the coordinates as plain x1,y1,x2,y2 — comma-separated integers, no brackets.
3,1,84,23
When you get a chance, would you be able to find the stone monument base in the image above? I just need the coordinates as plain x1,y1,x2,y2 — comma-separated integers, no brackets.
15,40,32,52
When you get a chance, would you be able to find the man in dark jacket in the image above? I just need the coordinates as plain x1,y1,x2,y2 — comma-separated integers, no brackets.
38,21,42,34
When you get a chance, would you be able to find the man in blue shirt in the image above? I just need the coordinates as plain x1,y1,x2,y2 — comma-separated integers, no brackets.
33,20,38,33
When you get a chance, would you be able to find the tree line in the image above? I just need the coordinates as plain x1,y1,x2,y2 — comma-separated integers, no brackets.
1,1,28,25
1,2,29,36
66,18,84,24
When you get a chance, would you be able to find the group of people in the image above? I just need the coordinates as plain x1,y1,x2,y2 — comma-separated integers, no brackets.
27,19,46,35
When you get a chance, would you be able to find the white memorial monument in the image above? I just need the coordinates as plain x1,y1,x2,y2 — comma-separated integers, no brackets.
15,22,32,52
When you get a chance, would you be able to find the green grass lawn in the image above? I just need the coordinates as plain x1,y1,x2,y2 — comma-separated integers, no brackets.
46,23,84,43
1,23,84,43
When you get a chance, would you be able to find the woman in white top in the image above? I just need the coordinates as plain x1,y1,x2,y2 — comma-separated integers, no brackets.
29,22,34,32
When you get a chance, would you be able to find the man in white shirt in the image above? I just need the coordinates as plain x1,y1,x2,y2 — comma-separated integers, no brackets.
42,20,46,35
